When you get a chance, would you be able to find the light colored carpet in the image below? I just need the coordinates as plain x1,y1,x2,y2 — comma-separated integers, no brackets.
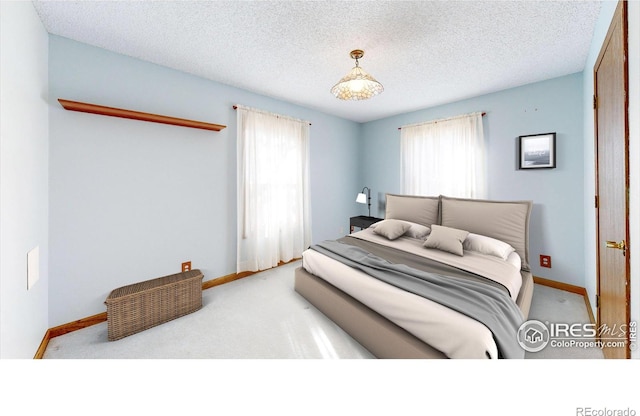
525,284,604,359
525,285,604,359
43,260,602,359
44,261,373,359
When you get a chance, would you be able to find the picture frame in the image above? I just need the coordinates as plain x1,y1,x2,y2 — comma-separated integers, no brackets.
518,132,556,169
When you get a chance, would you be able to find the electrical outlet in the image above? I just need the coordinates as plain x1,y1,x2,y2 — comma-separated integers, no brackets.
540,255,551,268
182,261,192,272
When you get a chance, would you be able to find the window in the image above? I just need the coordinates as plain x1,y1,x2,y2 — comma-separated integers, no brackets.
400,112,486,198
236,105,311,273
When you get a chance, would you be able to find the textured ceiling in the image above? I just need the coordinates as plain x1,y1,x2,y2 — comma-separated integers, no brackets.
32,0,602,123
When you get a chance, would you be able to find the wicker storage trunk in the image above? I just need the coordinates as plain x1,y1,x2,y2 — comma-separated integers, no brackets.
105,269,204,341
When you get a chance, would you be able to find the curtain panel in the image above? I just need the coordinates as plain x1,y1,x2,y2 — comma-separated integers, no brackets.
236,105,311,273
400,112,486,198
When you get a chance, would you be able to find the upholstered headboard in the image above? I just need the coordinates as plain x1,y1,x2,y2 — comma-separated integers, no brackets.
385,194,439,227
439,196,533,271
383,194,533,271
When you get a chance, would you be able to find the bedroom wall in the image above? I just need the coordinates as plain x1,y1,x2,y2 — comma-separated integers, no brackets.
0,2,50,358
48,36,360,327
358,73,585,286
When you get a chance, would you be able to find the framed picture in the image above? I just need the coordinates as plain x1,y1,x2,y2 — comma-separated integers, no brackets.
518,132,556,169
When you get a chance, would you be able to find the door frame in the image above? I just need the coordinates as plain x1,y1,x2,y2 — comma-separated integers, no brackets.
594,0,630,359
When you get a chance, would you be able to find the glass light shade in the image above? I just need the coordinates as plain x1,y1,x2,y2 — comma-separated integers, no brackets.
356,193,367,204
331,66,384,100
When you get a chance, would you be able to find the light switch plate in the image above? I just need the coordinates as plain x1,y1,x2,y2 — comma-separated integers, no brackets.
27,246,40,290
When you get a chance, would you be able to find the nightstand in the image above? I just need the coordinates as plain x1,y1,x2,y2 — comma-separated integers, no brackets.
350,215,383,233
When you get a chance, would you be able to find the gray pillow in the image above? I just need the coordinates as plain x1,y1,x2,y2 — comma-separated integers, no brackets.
372,219,412,240
385,194,439,227
371,220,431,240
423,225,469,256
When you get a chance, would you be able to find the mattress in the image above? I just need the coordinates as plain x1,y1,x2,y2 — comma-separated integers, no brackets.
301,228,525,359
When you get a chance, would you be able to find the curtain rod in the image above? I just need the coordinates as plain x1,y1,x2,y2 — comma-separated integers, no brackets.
233,105,311,126
397,112,486,130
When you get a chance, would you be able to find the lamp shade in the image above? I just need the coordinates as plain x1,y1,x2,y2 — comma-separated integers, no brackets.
331,50,383,101
331,66,384,100
356,193,367,204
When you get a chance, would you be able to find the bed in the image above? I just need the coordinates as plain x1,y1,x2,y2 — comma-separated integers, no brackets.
294,194,535,359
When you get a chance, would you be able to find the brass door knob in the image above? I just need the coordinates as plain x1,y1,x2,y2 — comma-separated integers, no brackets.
606,240,626,250
606,240,626,256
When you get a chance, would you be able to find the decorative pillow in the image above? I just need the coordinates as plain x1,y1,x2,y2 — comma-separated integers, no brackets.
372,219,412,240
372,220,431,240
423,225,469,256
463,233,516,261
405,222,431,240
385,194,439,227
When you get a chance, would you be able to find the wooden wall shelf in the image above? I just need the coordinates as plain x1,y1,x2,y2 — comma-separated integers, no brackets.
58,99,226,132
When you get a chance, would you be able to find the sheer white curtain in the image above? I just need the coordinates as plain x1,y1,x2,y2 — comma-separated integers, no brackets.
236,105,311,273
400,112,486,198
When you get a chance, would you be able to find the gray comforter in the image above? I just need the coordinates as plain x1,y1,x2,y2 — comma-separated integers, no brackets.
310,238,525,359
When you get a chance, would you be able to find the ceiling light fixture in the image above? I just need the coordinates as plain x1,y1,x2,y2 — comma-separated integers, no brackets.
330,50,384,100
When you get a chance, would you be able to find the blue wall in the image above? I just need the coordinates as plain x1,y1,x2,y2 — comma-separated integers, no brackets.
358,73,585,285
49,34,586,326
0,1,50,358
48,36,360,326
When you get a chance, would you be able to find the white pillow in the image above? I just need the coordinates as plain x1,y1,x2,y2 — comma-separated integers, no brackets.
506,251,522,270
371,220,431,240
423,225,469,256
372,219,411,240
463,233,516,261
